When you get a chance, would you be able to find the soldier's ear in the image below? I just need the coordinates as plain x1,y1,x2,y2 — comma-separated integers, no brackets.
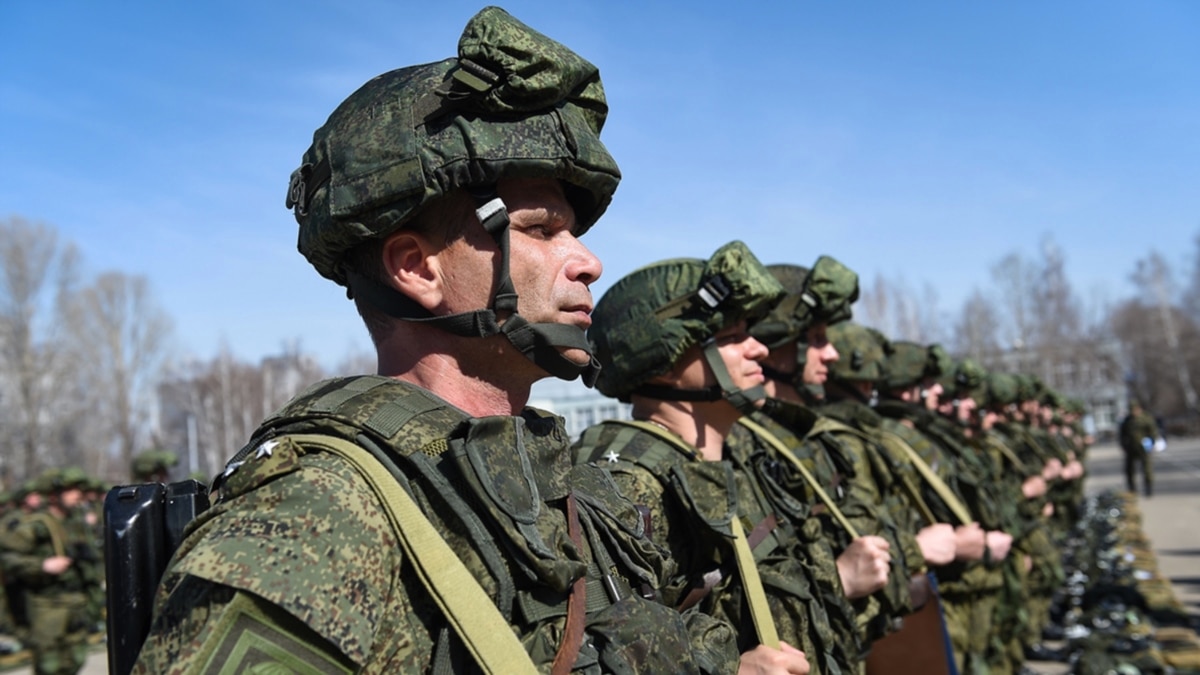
382,231,445,313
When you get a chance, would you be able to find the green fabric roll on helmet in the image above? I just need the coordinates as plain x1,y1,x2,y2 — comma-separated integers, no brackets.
286,6,620,386
589,240,784,414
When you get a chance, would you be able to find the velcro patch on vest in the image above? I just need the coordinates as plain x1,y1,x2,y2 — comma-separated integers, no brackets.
199,592,353,674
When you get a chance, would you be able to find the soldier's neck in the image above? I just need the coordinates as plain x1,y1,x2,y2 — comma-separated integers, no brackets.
631,397,736,462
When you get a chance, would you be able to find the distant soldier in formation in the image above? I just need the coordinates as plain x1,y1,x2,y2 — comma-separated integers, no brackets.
0,468,103,675
130,449,179,484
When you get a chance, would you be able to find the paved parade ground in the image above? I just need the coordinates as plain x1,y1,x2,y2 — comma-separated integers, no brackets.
14,439,1199,675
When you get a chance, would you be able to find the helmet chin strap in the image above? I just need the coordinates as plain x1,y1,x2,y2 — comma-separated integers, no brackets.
632,338,764,415
344,188,601,387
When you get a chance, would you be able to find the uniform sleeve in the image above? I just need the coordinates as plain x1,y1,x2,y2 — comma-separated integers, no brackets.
135,446,432,673
0,518,52,584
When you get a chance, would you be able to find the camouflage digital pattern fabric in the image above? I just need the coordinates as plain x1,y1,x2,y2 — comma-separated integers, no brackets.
952,359,988,400
574,421,860,675
589,240,784,400
0,507,99,674
826,323,888,384
290,6,620,284
727,404,922,647
880,341,929,391
751,256,860,350
135,376,737,674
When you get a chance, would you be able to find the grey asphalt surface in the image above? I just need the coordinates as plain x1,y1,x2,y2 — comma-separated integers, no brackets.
29,439,1200,674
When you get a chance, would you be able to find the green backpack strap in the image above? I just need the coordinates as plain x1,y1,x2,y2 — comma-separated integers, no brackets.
813,416,941,527
26,513,68,557
877,429,973,526
602,419,780,649
286,433,538,675
737,417,860,539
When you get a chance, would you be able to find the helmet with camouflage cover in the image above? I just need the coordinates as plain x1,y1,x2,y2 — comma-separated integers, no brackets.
927,344,953,381
881,341,931,391
132,450,179,482
950,358,988,401
60,466,89,490
590,240,784,413
827,323,889,384
751,256,860,350
750,256,859,392
286,6,620,385
983,371,1019,410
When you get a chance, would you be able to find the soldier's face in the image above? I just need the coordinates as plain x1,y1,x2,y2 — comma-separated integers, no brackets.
922,381,943,410
668,321,768,397
60,488,83,508
802,323,838,386
440,178,602,371
957,396,977,424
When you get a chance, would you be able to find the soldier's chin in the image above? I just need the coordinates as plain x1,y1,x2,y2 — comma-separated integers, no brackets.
559,347,592,368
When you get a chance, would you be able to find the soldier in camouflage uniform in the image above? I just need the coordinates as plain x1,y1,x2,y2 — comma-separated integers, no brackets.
576,241,853,675
131,450,179,484
728,257,945,654
824,325,1014,674
0,469,102,675
134,8,747,674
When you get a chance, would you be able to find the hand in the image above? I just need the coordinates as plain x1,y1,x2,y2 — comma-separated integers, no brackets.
1062,460,1085,481
738,641,810,675
1022,475,1047,499
1042,502,1055,518
1041,458,1063,481
953,523,987,561
984,531,1012,562
836,535,892,599
915,523,956,566
42,556,72,575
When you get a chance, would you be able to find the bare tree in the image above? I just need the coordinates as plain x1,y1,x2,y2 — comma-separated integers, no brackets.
952,288,1002,365
857,273,945,344
1031,236,1083,347
1130,251,1197,414
0,218,82,482
990,252,1037,352
64,272,174,478
158,347,325,480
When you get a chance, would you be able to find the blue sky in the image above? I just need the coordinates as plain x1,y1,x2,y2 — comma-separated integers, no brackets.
2,1,1197,372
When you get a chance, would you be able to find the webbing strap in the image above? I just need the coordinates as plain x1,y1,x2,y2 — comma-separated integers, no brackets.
607,420,700,460
985,433,1028,474
605,420,781,648
737,417,860,539
879,430,973,526
813,416,941,526
286,434,538,675
731,517,780,649
27,513,67,557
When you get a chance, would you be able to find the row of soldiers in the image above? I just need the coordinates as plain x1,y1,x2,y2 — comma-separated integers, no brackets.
566,240,1091,675
0,451,179,674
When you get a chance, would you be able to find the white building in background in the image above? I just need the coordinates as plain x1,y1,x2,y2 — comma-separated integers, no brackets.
529,379,632,442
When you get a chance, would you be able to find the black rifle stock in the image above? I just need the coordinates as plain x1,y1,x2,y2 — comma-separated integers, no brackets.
104,480,209,675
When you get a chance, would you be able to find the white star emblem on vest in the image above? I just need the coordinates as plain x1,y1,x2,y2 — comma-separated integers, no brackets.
603,449,620,463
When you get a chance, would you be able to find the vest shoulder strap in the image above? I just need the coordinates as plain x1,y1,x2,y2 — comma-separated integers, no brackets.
285,433,538,675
